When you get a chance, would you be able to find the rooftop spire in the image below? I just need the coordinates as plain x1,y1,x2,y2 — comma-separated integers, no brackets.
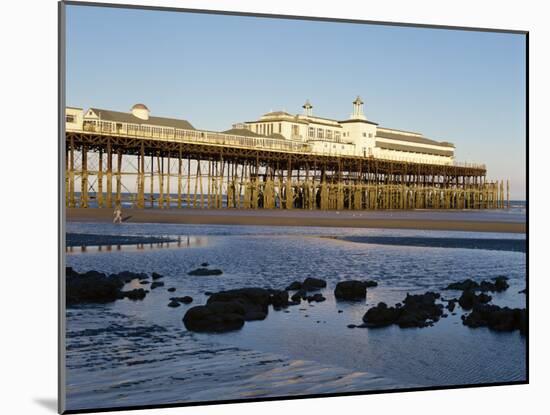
350,96,366,120
302,99,313,117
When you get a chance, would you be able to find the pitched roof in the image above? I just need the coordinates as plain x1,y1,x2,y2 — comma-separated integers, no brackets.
376,141,454,157
376,129,454,148
222,128,286,140
88,108,195,130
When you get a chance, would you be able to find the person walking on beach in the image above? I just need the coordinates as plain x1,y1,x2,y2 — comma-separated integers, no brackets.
113,205,123,224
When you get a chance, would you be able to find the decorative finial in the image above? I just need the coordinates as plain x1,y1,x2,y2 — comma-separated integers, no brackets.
302,99,313,116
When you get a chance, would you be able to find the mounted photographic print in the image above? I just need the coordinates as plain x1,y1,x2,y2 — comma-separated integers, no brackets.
59,1,528,413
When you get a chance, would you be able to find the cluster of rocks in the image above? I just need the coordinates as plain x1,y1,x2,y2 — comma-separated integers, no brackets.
168,296,193,308
187,263,223,276
334,279,377,301
443,277,525,335
362,292,444,328
445,276,509,293
286,278,328,303
462,304,526,334
66,267,151,304
183,287,294,332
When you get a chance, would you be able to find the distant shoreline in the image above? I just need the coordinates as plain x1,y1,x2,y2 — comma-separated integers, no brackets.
66,208,525,234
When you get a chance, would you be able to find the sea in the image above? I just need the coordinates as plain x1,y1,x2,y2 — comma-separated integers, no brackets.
64,209,527,411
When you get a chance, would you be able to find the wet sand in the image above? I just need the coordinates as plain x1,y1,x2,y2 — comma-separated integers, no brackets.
66,208,526,234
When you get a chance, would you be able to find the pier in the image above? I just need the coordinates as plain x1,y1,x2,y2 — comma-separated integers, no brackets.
65,120,508,210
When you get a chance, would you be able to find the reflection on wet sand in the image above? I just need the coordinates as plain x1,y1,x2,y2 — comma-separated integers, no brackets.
66,235,208,255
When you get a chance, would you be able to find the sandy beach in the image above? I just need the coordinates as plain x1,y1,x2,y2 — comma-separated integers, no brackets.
66,208,526,234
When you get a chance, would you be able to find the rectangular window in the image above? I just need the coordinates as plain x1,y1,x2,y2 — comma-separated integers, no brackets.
317,128,324,139
335,131,341,141
279,123,282,133
292,125,299,136
308,127,315,137
362,132,367,137
66,114,75,123
326,130,333,140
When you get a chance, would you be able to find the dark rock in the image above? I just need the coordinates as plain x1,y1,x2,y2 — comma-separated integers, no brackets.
347,324,357,329
201,262,209,267
150,281,165,289
479,276,509,293
306,293,326,303
167,287,176,292
365,280,378,288
288,300,300,306
120,288,147,301
334,280,369,301
302,277,327,291
170,296,193,304
205,291,213,296
362,302,401,327
396,292,443,328
269,289,289,308
285,281,303,291
188,268,223,276
207,288,270,321
519,288,527,294
140,279,150,284
183,302,245,332
447,299,457,312
152,272,164,280
363,292,444,329
168,300,181,308
290,291,302,303
445,279,480,291
458,289,492,310
66,269,124,304
446,277,509,293
110,270,148,283
338,310,343,313
462,304,526,334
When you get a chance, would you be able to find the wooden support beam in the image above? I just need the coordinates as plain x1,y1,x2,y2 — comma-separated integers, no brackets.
97,149,103,208
115,149,122,207
81,146,88,208
106,140,112,208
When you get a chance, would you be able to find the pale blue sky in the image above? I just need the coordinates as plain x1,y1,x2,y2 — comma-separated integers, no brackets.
66,4,526,199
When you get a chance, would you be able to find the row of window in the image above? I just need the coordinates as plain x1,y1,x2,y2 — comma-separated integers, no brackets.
308,127,342,141
254,123,283,136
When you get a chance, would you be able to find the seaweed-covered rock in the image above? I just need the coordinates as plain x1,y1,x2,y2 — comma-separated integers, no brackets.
188,268,223,276
183,302,245,332
302,277,327,291
334,280,369,301
462,304,526,335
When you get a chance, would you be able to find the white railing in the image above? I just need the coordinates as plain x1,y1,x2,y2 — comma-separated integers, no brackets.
76,120,311,154
68,119,485,170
